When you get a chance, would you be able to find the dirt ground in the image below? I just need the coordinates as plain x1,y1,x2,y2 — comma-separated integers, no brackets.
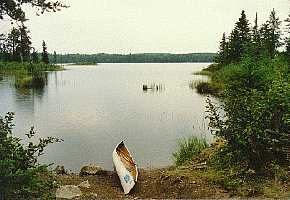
57,167,231,199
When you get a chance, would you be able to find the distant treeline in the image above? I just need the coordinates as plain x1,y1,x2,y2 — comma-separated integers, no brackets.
48,53,216,64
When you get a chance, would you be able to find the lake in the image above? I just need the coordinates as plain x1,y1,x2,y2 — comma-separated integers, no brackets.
0,63,212,172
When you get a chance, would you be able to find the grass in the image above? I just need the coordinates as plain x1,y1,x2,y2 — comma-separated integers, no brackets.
0,61,62,89
169,138,290,198
173,136,209,166
0,61,63,75
192,70,212,76
15,75,46,89
189,80,223,95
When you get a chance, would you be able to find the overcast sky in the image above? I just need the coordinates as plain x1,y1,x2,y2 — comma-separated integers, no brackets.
1,0,290,54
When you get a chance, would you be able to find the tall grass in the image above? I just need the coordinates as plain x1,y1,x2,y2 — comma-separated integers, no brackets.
189,80,222,95
0,61,63,74
15,75,46,88
192,70,212,76
173,136,209,166
0,61,61,88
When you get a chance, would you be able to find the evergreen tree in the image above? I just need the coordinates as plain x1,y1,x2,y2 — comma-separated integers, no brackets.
31,50,39,63
53,51,57,64
215,33,229,64
228,28,241,62
19,24,32,62
42,41,49,64
251,13,262,58
228,10,251,62
285,14,290,64
260,9,282,58
7,28,21,61
0,34,9,61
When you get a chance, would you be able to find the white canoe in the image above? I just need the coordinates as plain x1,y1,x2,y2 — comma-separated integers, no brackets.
112,141,138,194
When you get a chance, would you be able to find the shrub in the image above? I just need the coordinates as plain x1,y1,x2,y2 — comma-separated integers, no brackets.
0,112,62,199
173,136,209,166
191,81,222,95
206,56,290,171
15,74,47,89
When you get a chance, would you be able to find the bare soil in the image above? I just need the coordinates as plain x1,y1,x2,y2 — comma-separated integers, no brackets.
57,167,231,199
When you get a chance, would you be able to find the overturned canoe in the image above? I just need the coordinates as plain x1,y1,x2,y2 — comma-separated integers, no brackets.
112,141,138,194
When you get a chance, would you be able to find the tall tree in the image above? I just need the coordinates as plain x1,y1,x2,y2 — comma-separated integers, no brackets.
0,34,9,61
31,49,39,63
251,12,262,58
228,10,251,62
285,14,290,64
7,28,21,61
53,50,57,64
260,9,282,58
215,33,229,64
19,24,32,62
42,40,49,64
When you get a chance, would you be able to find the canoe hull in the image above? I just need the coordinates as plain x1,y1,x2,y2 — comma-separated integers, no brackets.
112,142,138,194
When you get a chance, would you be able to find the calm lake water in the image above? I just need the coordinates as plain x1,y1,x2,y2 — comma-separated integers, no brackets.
0,63,212,172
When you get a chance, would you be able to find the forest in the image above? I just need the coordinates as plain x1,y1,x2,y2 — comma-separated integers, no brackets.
48,52,215,64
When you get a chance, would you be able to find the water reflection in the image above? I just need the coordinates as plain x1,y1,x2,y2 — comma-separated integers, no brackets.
0,63,214,171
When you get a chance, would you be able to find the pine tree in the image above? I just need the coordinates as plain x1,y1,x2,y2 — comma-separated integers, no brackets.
7,28,21,61
260,9,282,58
42,41,49,64
215,33,229,64
53,51,57,64
285,14,290,64
0,34,8,61
228,10,251,62
31,50,39,63
19,24,32,62
251,13,262,58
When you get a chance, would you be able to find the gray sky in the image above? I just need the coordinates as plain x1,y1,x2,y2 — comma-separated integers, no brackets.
2,0,290,54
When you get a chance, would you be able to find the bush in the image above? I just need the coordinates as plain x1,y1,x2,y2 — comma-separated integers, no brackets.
193,81,222,95
206,56,290,171
0,61,62,73
173,136,209,166
15,74,47,89
0,112,62,199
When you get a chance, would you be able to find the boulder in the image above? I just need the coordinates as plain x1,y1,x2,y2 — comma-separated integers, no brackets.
56,185,82,199
80,164,104,175
78,180,90,189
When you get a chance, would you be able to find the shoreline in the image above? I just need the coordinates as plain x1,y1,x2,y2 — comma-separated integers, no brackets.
53,160,289,199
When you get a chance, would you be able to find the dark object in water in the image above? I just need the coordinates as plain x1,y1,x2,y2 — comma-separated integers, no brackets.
142,84,153,91
143,85,148,90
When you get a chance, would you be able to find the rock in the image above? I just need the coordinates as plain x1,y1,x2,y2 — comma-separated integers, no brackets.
90,193,98,198
54,165,67,175
78,180,90,189
80,164,104,175
56,185,82,199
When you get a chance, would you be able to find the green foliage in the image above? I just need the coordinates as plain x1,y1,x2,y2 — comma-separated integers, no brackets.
173,136,209,166
0,61,62,73
192,81,222,95
0,0,66,21
0,112,62,199
42,41,49,64
49,53,216,63
206,56,290,170
15,74,47,89
215,10,283,65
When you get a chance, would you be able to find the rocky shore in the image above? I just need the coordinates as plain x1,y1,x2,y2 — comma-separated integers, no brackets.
54,163,229,199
